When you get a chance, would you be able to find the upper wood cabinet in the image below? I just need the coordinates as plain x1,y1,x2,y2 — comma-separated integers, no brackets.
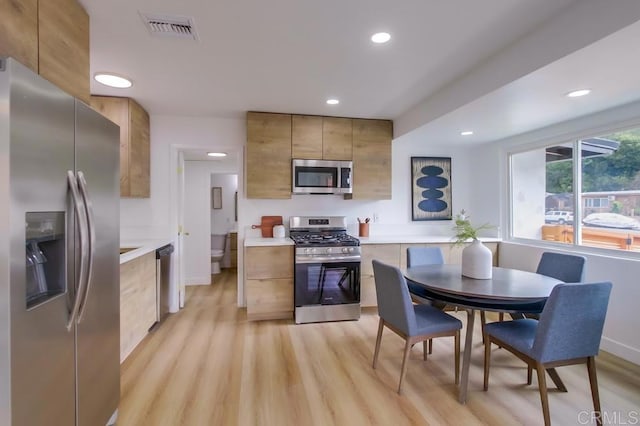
0,0,38,71
352,119,393,200
0,0,89,103
322,117,352,160
247,112,391,200
291,115,352,161
91,96,151,198
39,0,89,104
292,115,322,159
247,112,292,199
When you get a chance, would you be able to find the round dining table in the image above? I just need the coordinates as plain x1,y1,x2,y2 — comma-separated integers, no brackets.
404,264,563,404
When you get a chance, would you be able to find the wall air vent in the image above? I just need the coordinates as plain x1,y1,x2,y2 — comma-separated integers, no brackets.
140,13,198,40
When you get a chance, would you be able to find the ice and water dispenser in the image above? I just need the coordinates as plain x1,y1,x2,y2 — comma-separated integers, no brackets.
25,212,66,309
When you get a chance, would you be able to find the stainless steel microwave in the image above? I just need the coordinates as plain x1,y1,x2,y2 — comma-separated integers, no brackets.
292,159,352,194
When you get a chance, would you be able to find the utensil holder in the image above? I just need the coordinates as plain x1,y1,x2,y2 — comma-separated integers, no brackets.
358,223,369,237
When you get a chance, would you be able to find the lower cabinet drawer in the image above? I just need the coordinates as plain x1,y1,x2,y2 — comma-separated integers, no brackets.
246,278,293,321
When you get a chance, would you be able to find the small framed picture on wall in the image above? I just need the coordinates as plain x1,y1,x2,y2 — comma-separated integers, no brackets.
411,157,452,221
212,187,222,209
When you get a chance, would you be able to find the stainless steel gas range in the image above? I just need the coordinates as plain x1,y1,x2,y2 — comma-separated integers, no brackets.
290,216,361,324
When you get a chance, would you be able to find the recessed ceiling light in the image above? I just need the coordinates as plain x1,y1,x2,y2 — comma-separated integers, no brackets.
326,99,340,105
371,32,391,44
93,73,133,89
207,152,227,157
461,131,474,136
566,89,591,98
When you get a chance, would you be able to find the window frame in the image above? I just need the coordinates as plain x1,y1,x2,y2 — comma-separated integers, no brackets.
506,121,640,259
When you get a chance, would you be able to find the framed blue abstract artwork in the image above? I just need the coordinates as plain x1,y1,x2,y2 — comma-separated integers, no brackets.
411,157,452,221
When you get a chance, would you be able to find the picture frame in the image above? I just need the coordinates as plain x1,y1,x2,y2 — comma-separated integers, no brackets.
212,187,222,209
411,157,452,221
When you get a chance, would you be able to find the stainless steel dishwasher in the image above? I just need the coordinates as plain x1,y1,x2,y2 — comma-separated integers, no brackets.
154,244,174,327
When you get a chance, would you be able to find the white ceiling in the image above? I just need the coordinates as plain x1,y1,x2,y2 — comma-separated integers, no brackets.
80,0,640,147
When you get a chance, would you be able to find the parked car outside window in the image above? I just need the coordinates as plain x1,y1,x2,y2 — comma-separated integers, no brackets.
544,210,574,224
582,213,640,230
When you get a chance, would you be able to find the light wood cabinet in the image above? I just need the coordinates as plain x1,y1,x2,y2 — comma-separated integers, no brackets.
245,246,294,320
120,252,156,362
246,112,292,199
39,0,89,104
0,0,89,103
292,115,322,159
322,117,352,160
247,112,390,199
291,115,353,161
90,96,150,198
351,119,393,199
360,244,401,307
0,0,38,71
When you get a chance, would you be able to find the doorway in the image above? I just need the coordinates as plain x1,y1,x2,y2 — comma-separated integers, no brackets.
172,147,241,309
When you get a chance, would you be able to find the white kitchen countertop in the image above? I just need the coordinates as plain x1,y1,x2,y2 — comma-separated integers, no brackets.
243,235,500,247
244,237,294,247
120,238,173,264
358,236,501,244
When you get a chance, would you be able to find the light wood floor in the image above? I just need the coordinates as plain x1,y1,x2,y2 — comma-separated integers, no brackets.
118,269,640,425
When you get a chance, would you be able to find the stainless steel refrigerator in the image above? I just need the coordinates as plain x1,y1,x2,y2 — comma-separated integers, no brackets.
0,57,120,425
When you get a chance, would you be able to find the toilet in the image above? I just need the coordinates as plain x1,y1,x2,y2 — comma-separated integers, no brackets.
211,234,226,274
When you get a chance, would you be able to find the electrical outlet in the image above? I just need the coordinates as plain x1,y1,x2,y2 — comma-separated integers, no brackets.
373,213,380,223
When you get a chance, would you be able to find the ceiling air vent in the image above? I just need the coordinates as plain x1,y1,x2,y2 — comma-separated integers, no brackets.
140,13,198,40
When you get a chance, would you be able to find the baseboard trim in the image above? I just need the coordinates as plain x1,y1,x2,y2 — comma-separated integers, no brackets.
601,336,640,366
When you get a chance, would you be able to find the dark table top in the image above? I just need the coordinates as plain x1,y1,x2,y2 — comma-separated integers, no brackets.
404,264,563,311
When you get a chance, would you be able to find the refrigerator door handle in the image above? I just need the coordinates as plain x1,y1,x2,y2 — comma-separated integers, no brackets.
76,171,96,323
66,171,90,331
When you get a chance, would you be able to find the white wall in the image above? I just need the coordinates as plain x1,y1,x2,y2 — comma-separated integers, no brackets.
210,174,238,235
511,148,546,238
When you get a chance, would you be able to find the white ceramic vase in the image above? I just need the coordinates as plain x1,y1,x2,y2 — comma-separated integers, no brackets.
461,239,492,279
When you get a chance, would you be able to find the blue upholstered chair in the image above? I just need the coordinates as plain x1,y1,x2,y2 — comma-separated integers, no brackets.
406,247,447,354
483,282,612,426
372,260,462,394
490,251,587,331
406,247,445,302
536,251,586,283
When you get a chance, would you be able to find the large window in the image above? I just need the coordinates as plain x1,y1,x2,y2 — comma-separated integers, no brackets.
510,127,640,252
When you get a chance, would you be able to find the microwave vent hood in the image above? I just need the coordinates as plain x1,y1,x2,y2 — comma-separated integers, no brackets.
292,159,352,195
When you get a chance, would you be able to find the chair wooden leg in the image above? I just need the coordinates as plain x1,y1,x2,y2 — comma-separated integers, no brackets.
454,331,460,385
372,318,384,369
527,366,533,385
546,368,567,392
535,362,551,426
587,357,603,426
498,312,504,321
480,311,486,344
428,338,433,354
398,339,412,394
423,340,428,361
483,335,491,390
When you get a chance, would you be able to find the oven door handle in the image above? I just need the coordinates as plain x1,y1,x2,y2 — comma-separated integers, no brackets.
296,255,361,264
